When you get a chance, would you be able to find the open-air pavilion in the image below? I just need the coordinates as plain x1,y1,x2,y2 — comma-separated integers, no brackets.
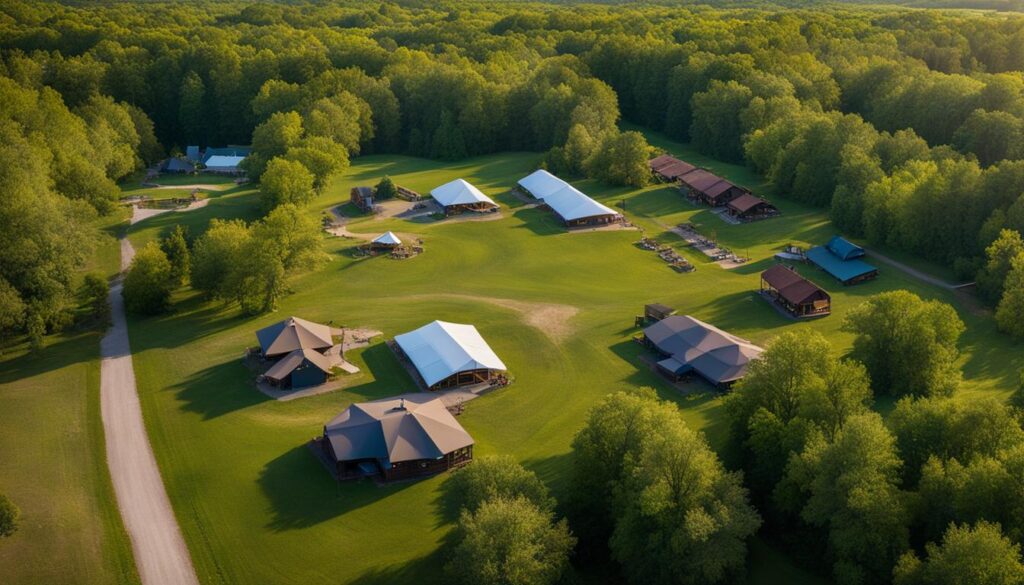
679,169,750,207
430,179,499,216
203,155,246,175
393,320,507,390
642,315,763,388
319,394,474,482
648,155,696,182
726,193,779,221
517,169,622,227
370,231,402,249
760,265,831,318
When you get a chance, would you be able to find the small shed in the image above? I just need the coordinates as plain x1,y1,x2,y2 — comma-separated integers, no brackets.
644,303,676,322
351,186,375,213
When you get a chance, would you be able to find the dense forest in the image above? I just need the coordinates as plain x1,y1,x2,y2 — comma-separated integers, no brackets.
3,1,1024,583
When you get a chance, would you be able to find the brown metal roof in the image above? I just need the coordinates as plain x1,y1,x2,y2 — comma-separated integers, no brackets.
680,169,727,192
256,317,334,358
762,265,829,306
649,154,677,171
264,348,333,382
728,193,770,214
659,160,697,180
324,394,473,465
643,315,763,384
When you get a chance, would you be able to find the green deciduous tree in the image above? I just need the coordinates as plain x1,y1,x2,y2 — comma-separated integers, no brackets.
259,157,315,211
609,414,761,585
0,493,19,538
375,175,397,200
78,273,110,328
445,497,575,585
996,253,1024,338
123,242,174,315
977,230,1024,305
585,130,652,188
894,522,1024,585
445,456,554,514
780,413,910,585
285,136,349,195
843,291,965,397
160,225,190,286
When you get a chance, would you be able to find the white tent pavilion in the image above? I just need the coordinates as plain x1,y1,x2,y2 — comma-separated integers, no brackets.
394,320,507,389
517,169,621,227
430,179,498,215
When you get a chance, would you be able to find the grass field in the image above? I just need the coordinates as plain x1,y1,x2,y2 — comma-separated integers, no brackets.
0,210,138,584
119,132,1023,585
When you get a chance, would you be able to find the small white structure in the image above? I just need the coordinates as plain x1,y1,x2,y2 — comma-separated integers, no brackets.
430,179,499,215
204,155,246,175
394,320,507,389
372,231,402,247
517,169,621,227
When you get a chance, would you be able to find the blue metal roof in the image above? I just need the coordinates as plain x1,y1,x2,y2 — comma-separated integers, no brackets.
826,236,865,261
806,245,877,283
185,145,200,161
202,146,251,163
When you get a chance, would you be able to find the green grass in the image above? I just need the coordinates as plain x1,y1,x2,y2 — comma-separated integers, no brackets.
0,330,139,584
83,132,1024,585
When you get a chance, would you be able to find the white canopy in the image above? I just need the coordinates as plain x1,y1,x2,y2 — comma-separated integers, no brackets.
372,231,402,246
430,179,497,208
517,169,620,222
394,320,507,388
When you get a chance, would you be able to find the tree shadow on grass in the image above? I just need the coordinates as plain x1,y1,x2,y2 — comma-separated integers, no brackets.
0,331,101,384
349,549,448,585
170,359,268,420
257,444,420,532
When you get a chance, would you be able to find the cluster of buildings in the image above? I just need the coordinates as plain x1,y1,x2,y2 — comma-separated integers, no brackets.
254,316,507,483
649,154,779,222
158,145,250,176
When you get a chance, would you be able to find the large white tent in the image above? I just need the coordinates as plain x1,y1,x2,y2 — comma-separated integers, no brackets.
430,179,497,209
517,169,621,224
394,320,507,388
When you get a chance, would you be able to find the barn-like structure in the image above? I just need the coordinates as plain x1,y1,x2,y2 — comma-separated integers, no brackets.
760,265,831,318
320,394,474,482
517,169,622,227
430,179,499,216
806,236,879,285
648,155,697,182
642,315,763,388
394,320,507,390
726,193,779,222
679,169,751,207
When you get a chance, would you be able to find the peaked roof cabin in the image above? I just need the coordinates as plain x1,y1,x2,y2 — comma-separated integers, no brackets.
394,320,507,390
726,193,779,221
806,236,879,285
760,265,831,318
430,179,499,216
160,158,194,174
648,155,697,182
350,186,375,212
264,348,334,388
679,169,751,206
320,394,474,482
643,315,763,387
256,316,334,358
517,170,621,227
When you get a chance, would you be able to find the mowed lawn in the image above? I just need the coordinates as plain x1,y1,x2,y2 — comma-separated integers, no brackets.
119,136,1022,585
0,211,138,584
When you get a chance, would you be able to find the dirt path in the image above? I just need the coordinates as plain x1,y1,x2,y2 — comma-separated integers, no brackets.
101,237,200,585
153,183,230,191
400,293,579,343
864,249,963,290
130,199,210,225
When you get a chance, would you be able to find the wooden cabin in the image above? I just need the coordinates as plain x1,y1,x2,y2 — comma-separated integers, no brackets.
760,265,831,318
351,186,375,213
644,303,676,322
727,194,779,221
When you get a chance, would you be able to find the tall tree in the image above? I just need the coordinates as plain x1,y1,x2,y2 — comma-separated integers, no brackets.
894,522,1024,585
843,291,965,397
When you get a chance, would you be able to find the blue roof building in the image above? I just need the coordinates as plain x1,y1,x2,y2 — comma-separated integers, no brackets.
185,145,200,162
806,236,878,285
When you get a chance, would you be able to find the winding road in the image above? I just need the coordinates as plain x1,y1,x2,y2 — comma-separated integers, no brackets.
100,235,199,585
